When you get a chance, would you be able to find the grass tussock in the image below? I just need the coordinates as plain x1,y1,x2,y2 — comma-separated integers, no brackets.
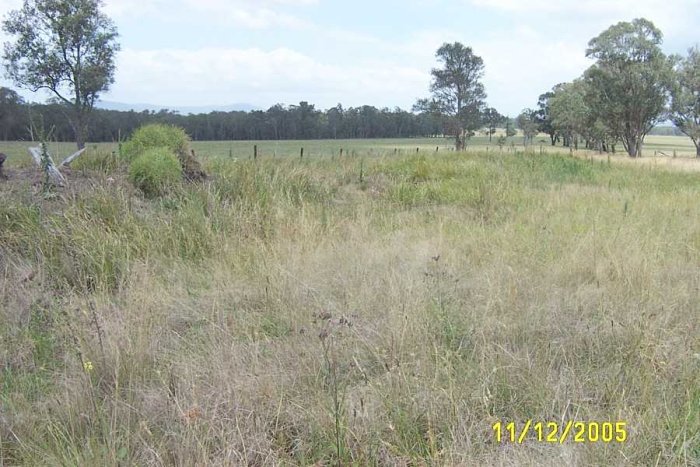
1,150,699,466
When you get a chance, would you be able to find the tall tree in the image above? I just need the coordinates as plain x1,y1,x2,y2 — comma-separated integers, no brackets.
584,18,673,157
670,46,700,157
3,0,120,149
416,42,486,150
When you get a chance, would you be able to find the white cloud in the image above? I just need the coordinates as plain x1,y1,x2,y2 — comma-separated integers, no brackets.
186,3,311,29
468,0,697,42
103,0,316,29
108,47,427,109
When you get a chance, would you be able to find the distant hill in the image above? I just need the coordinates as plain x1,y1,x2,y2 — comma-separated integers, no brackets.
95,100,259,114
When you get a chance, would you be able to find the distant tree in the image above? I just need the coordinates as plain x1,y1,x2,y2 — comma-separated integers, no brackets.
534,92,557,145
326,104,344,139
584,18,674,157
265,104,287,140
289,101,321,139
505,117,517,138
516,108,539,146
580,79,618,152
0,87,25,140
482,107,504,142
2,0,120,149
549,80,589,151
670,46,700,157
415,42,486,150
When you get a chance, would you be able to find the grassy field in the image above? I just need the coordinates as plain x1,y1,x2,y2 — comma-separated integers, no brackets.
1,133,698,166
1,140,699,465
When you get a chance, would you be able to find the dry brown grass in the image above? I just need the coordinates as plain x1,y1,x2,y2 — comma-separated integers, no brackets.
1,150,698,466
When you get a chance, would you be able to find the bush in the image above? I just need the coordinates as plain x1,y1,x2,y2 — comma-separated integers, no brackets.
121,124,190,162
128,148,183,197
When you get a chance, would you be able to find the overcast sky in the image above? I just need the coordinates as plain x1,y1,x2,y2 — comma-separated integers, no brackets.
0,0,698,115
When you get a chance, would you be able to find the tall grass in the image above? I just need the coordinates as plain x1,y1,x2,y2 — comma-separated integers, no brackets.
1,150,698,465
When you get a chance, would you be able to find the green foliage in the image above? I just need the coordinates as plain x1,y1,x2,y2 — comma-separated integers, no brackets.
549,80,590,147
415,42,486,150
2,0,120,148
121,124,191,162
505,118,517,137
670,46,700,156
482,107,504,140
516,108,539,145
584,18,674,157
128,147,182,197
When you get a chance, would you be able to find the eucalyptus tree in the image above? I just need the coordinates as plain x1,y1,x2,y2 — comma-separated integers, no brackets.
3,0,120,149
671,46,700,156
415,42,486,150
584,18,674,157
535,91,557,145
549,80,589,151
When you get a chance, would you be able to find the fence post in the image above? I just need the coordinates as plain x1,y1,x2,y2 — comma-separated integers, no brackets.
300,147,304,160
253,145,257,160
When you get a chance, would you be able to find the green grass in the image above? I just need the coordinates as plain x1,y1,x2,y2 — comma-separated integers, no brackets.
2,133,697,166
1,145,699,465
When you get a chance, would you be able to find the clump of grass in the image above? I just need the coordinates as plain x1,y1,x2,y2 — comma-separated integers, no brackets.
120,123,191,163
71,149,120,174
128,148,183,198
411,155,430,182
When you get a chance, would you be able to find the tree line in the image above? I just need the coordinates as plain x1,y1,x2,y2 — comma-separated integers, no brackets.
0,91,445,142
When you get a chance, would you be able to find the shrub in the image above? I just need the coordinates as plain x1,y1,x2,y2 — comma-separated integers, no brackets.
128,148,182,197
121,124,190,162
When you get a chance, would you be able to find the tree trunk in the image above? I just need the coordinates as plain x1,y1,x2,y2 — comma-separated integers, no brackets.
626,137,640,158
70,113,88,150
695,141,700,158
624,132,644,158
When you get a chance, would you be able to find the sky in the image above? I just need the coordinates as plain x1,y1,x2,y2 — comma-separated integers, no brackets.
0,0,698,116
